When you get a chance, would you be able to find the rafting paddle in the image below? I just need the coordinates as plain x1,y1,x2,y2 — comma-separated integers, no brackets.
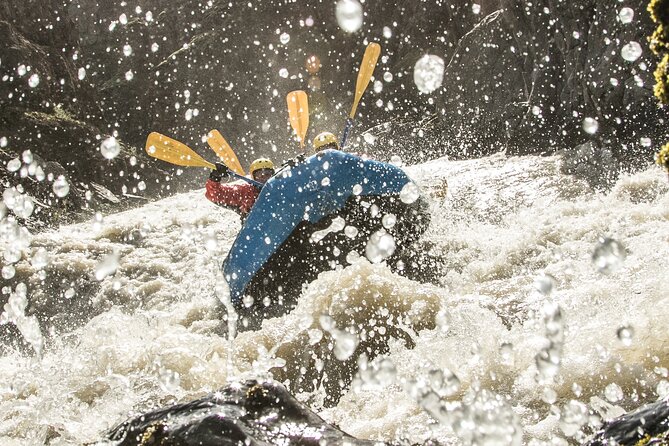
206,129,246,176
287,90,309,152
145,132,263,188
340,42,381,149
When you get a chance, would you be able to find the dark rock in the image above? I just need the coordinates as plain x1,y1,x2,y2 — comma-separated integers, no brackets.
107,379,389,446
585,396,669,445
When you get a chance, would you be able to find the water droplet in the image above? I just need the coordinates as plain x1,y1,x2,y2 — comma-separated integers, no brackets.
583,117,599,134
2,265,15,279
383,26,392,39
472,3,481,14
11,194,34,219
0,137,8,148
279,68,289,78
22,151,33,164
158,368,181,392
151,42,159,52
413,54,444,94
616,325,634,346
362,358,398,388
31,248,49,269
365,229,396,263
383,72,393,82
95,252,120,281
125,70,134,81
390,155,403,166
640,137,652,147
335,0,363,33
52,175,70,197
4,246,22,264
261,121,270,132
657,380,669,398
352,184,363,195
373,80,383,93
559,400,589,437
100,136,121,159
344,225,359,239
499,343,514,366
604,383,624,402
382,213,396,229
123,44,133,57
363,133,376,145
618,7,634,24
78,67,86,80
542,387,557,404
534,273,557,295
321,177,330,186
28,73,39,88
119,13,128,25
592,237,626,274
17,65,27,76
137,181,146,191
7,158,21,172
621,41,642,62
399,182,420,204
333,330,358,360
305,328,322,345
345,250,360,264
279,32,290,44
535,347,561,383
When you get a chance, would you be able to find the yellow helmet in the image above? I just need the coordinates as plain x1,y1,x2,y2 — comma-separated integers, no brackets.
313,132,339,152
249,157,275,174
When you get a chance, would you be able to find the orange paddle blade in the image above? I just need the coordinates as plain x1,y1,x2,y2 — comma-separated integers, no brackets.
286,90,309,149
350,42,381,119
145,132,214,169
206,130,246,176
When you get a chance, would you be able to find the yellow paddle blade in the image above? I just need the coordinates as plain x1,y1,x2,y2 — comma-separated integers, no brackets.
349,42,381,119
145,132,215,169
287,90,309,149
206,129,246,176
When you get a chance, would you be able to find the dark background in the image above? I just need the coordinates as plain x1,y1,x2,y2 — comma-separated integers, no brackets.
1,0,666,228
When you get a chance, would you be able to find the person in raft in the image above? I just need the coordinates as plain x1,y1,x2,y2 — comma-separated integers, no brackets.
205,157,275,220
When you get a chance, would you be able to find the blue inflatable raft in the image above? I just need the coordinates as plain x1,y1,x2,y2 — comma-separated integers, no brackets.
222,149,430,329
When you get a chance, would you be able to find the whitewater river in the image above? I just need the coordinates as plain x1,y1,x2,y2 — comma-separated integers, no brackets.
1,152,668,445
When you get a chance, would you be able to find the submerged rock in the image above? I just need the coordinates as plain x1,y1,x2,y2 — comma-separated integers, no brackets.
107,379,387,446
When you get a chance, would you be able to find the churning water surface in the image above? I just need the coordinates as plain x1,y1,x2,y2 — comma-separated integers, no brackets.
1,152,668,445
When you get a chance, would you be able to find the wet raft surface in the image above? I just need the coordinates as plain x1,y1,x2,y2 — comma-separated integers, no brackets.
223,150,431,330
108,379,387,446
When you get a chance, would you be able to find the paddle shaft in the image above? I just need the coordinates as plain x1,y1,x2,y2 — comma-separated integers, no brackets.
340,118,354,149
228,171,263,188
340,43,380,150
